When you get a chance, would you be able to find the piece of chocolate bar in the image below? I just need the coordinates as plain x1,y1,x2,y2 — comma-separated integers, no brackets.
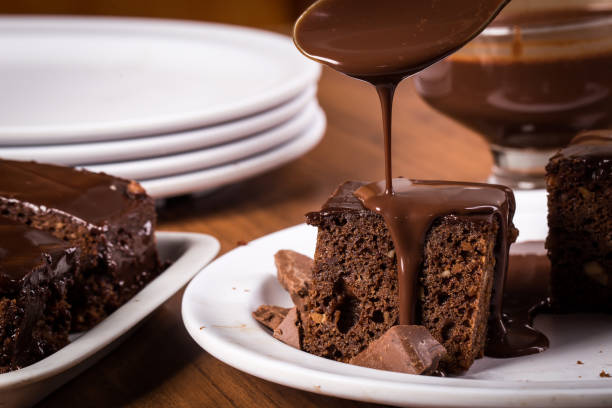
273,307,301,349
252,305,290,331
349,325,446,375
274,250,313,309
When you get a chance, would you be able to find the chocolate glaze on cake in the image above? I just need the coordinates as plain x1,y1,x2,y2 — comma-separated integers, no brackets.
0,159,160,330
0,159,142,224
0,219,76,293
559,130,612,159
0,217,78,372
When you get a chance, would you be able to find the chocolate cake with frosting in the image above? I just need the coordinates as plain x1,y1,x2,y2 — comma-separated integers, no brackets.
303,181,519,373
0,217,78,373
546,130,612,313
0,159,160,331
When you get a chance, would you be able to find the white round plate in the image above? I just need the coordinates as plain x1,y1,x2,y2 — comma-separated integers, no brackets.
80,101,319,180
0,86,316,165
513,189,548,242
182,222,612,408
0,16,320,144
141,107,326,198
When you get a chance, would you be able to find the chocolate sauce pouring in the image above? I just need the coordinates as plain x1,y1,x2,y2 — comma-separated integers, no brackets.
294,0,510,193
295,0,549,358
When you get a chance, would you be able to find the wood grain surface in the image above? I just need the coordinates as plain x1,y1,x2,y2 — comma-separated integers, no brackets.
37,65,493,407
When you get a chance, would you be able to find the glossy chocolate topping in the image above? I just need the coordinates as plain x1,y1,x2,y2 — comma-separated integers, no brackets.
354,179,514,325
294,0,509,80
0,159,143,226
354,179,546,357
0,217,76,293
312,180,549,357
296,0,508,192
558,129,612,159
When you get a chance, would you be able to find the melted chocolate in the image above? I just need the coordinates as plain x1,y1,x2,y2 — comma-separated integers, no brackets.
295,0,509,192
294,0,509,80
415,9,612,150
295,0,549,358
559,129,612,159
0,217,76,294
499,241,551,357
0,159,141,226
353,179,546,357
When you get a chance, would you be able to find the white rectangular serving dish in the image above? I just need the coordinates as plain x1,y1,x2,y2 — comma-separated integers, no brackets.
0,231,219,408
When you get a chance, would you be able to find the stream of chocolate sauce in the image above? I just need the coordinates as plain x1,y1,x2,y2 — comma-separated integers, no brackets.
295,0,511,193
295,0,549,358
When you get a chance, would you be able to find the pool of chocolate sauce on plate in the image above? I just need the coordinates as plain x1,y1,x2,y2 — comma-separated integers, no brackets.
295,0,548,358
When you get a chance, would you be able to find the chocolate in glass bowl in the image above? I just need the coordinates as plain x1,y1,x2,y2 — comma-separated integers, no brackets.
414,1,612,189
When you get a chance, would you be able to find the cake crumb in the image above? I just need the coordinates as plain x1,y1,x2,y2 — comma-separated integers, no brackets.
244,289,250,293
199,326,206,330
577,360,584,365
232,287,236,290
600,370,611,378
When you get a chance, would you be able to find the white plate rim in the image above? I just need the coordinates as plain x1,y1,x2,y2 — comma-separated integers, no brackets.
0,231,219,391
140,106,326,198
0,16,321,143
80,101,320,180
181,223,612,408
0,86,316,164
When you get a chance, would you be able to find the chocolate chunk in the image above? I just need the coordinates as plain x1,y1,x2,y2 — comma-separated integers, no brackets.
273,307,301,349
349,325,446,375
252,305,290,331
274,250,313,309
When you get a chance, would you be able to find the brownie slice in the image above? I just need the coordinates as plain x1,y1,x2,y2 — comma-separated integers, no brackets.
0,159,160,330
546,131,612,313
0,217,78,373
304,181,514,373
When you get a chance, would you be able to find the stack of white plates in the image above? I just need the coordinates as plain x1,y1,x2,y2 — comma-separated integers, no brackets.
0,17,324,198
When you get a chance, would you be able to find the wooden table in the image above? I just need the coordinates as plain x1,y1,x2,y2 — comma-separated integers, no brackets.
40,66,493,407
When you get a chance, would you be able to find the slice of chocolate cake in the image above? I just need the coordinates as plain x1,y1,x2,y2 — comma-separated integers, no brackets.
546,130,612,313
0,217,78,373
303,181,518,373
0,159,160,330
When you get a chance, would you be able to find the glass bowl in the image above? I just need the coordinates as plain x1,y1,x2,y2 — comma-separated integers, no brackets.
414,0,612,189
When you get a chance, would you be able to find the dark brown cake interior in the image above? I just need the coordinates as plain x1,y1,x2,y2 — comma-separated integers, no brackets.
303,181,508,372
0,217,77,373
546,133,612,312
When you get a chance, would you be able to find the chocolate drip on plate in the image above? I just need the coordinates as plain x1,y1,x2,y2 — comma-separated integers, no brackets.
498,241,552,357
